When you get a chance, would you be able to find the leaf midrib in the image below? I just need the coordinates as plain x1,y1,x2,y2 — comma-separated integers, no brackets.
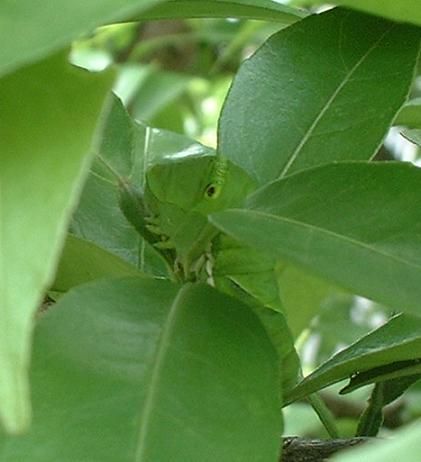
278,22,395,179
218,209,421,272
134,284,189,461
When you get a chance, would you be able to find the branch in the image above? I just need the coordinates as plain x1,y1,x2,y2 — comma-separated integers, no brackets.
281,436,373,462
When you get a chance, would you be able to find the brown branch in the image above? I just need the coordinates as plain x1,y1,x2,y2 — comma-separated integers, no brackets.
281,437,373,462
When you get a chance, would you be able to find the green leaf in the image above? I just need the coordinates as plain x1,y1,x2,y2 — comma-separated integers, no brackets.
354,366,421,435
0,52,112,433
276,263,335,337
219,8,420,185
356,382,387,436
284,313,421,404
0,0,164,77
211,162,421,313
305,293,389,367
331,422,421,462
395,98,421,128
295,1,421,28
341,360,421,395
0,278,282,461
141,0,306,23
345,365,421,436
71,94,214,278
52,234,142,293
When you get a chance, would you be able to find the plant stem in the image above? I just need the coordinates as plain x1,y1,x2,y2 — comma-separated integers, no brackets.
307,393,340,439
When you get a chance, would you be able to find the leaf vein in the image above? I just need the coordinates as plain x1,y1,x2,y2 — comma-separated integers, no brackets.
278,24,395,178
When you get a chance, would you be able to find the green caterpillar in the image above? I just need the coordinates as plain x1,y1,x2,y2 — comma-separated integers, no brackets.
119,153,255,280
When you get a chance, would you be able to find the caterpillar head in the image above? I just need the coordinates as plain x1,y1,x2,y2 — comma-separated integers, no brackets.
145,154,256,214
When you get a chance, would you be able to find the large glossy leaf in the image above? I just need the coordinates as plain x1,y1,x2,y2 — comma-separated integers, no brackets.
219,8,420,185
211,162,421,314
296,1,421,28
284,313,421,404
71,94,213,277
52,234,141,293
0,0,164,77
0,52,112,433
331,422,421,462
0,278,282,461
141,0,306,23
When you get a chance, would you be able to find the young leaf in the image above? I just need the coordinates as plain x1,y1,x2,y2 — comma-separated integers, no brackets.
346,368,421,436
211,162,421,313
0,278,282,461
356,382,387,436
0,52,112,433
340,360,421,395
0,0,165,77
284,313,421,404
141,0,307,23
219,8,420,185
354,369,421,436
295,1,421,28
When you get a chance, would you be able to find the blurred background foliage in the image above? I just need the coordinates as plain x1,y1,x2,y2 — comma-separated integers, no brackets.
70,8,421,438
71,18,282,144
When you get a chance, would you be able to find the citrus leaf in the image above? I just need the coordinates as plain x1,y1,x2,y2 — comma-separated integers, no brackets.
211,162,421,314
0,278,282,461
340,360,421,396
285,313,421,404
295,1,421,28
141,0,306,23
219,8,420,185
0,0,164,77
52,234,142,293
0,52,112,433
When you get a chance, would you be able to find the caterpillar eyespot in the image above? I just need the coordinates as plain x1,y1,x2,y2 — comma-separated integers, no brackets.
204,183,220,199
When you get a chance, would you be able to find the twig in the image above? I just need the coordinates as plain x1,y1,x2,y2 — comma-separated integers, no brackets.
281,436,373,462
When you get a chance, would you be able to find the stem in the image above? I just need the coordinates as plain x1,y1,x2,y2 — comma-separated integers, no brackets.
307,393,340,439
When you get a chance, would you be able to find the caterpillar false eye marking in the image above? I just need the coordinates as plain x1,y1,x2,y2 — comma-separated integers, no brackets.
204,183,219,199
